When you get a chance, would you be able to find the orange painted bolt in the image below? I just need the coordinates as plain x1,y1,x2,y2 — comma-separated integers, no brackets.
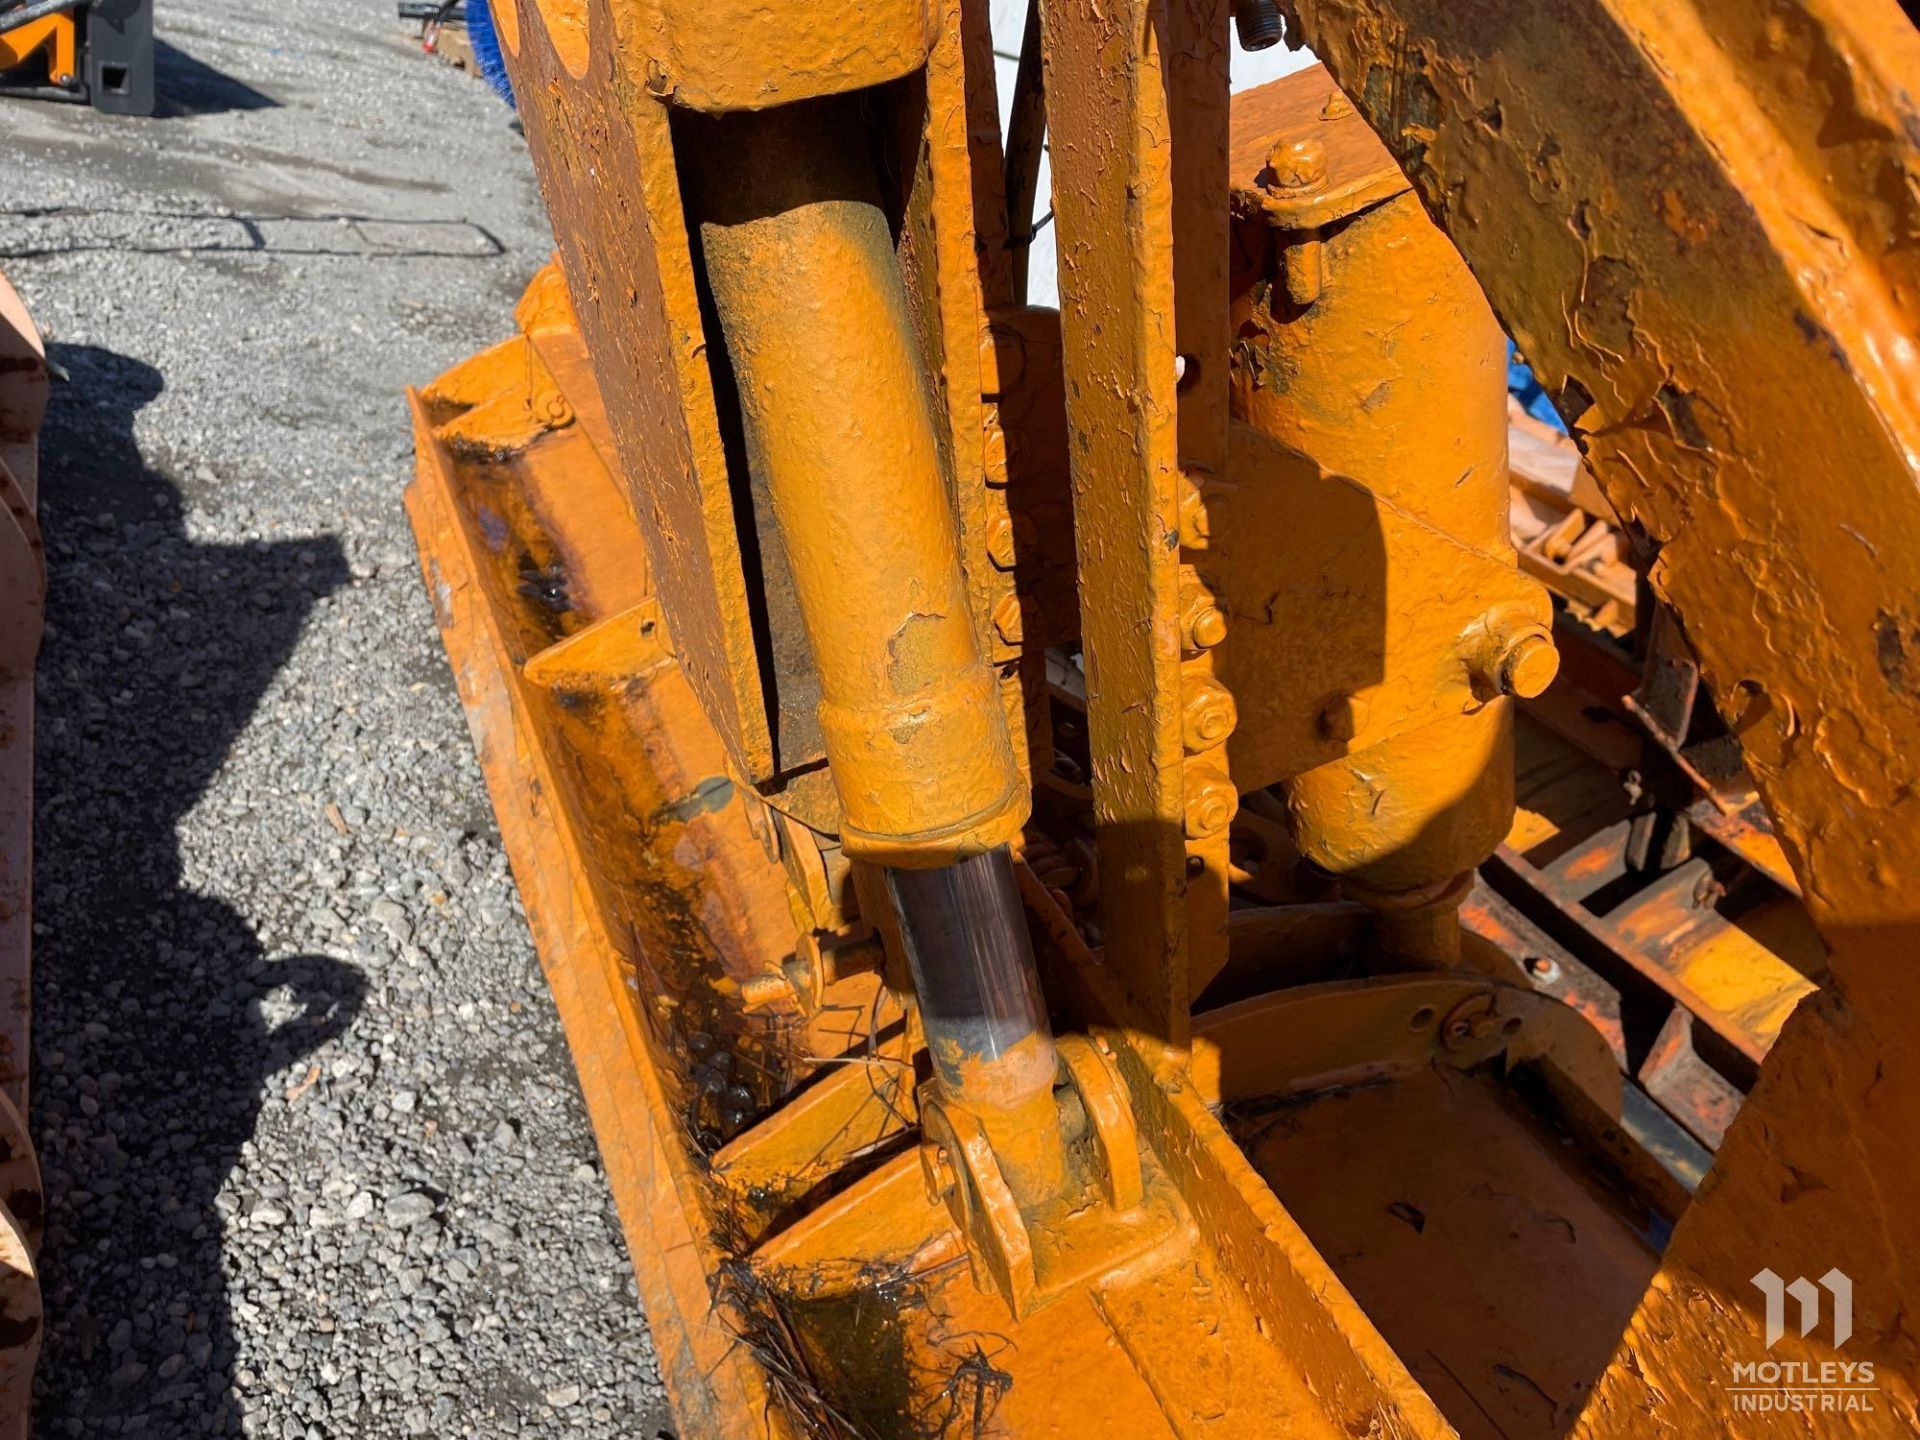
928,1144,957,1199
987,513,1016,569
1184,765,1238,840
1182,679,1238,752
1266,138,1328,193
1178,484,1221,550
1499,629,1560,698
986,510,1036,571
1320,90,1355,122
1180,581,1227,652
992,592,1025,646
982,405,1008,485
1189,606,1227,651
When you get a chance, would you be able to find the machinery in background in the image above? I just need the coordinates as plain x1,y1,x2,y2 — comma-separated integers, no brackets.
399,0,513,103
1491,382,1824,1163
0,0,152,115
401,3,477,78
410,0,1920,1433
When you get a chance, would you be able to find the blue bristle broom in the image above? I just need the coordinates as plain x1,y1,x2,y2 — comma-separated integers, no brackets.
467,0,516,107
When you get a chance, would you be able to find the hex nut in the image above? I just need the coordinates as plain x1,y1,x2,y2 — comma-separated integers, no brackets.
1184,766,1238,839
1183,680,1238,752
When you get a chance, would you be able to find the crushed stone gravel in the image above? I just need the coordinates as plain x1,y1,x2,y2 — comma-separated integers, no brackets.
2,2,672,1435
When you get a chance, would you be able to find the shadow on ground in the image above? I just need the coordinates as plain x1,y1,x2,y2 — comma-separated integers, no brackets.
29,343,358,1435
154,40,278,120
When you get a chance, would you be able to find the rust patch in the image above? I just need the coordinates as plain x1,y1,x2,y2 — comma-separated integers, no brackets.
886,609,949,693
1873,606,1919,696
1654,384,1712,451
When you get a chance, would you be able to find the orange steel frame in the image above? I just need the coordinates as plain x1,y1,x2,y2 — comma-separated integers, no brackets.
407,0,1920,1435
0,11,78,88
0,274,49,1436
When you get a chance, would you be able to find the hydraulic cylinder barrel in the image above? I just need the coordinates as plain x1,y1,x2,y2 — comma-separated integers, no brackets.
688,98,1062,1196
688,96,1027,869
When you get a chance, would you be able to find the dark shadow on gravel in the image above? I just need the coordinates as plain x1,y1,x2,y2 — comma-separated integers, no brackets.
154,40,279,120
29,344,360,1436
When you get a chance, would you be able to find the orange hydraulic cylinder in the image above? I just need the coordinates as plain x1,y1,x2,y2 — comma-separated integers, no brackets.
687,98,1028,871
687,98,1061,1193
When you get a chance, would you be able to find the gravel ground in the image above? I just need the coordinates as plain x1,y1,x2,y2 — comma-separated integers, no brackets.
2,5,671,1436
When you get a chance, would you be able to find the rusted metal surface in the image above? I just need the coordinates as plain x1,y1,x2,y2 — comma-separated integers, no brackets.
1639,1006,1743,1150
1286,5,1920,1423
410,253,1481,1435
1223,65,1554,795
408,283,897,1431
408,243,1573,1436
1472,650,1843,1188
489,0,776,785
413,3,1920,1432
0,276,41,1122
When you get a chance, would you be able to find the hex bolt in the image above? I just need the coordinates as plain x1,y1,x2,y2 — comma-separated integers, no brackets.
1265,137,1328,193
987,514,1015,569
982,404,1009,486
1178,483,1222,550
928,1144,957,1200
1233,0,1284,52
1187,605,1227,651
1184,765,1238,840
992,592,1025,646
1180,580,1227,653
1183,679,1238,752
987,510,1036,571
1526,954,1562,985
1498,629,1560,698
